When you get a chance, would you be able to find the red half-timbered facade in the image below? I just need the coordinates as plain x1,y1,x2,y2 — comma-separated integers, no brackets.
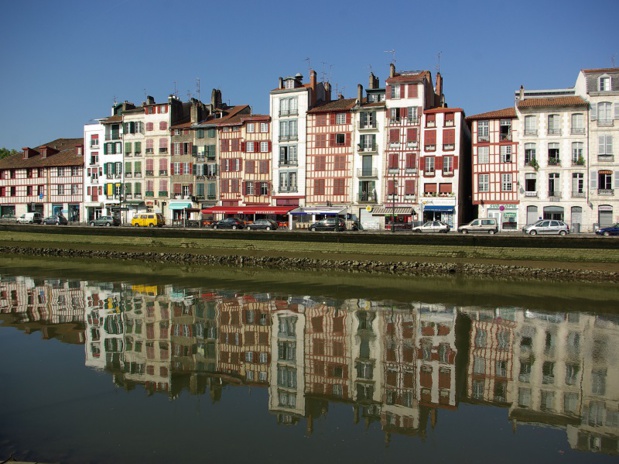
467,108,519,229
240,115,272,206
0,138,84,221
306,98,356,205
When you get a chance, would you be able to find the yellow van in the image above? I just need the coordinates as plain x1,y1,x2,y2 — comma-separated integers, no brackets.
131,213,165,227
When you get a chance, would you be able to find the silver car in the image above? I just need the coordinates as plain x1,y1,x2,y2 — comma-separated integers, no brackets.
522,220,569,236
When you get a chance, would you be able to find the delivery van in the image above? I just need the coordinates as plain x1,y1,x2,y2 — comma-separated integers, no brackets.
17,212,43,224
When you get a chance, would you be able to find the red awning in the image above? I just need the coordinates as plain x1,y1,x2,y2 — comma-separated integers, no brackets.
201,206,294,215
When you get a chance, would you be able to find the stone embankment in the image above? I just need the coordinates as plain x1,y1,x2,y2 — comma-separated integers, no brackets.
1,245,617,283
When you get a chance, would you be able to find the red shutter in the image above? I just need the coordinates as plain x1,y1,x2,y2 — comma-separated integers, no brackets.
329,134,335,147
401,107,408,118
424,130,437,144
329,114,336,125
408,84,418,98
407,128,418,142
254,182,261,195
389,129,399,143
405,179,415,194
386,85,391,98
435,157,443,171
346,113,351,124
345,133,351,146
453,156,459,170
444,129,455,144
420,157,425,171
389,153,398,169
241,142,246,152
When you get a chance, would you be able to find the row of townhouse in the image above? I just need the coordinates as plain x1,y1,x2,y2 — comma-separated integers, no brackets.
469,68,619,231
0,66,617,231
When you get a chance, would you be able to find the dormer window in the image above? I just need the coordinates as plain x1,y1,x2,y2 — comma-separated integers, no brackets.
599,75,611,92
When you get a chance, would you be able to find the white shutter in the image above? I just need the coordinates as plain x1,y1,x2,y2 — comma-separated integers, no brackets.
590,171,598,190
615,172,619,189
599,135,606,155
591,104,597,121
615,102,619,119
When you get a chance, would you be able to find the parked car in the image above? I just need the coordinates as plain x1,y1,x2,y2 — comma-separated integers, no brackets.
17,212,42,224
458,218,498,234
89,215,120,227
309,218,346,232
42,215,68,225
595,223,619,236
212,217,245,229
412,220,450,233
522,219,569,236
131,213,165,227
247,219,279,230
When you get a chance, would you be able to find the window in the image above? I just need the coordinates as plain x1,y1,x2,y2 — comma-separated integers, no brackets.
390,84,400,99
443,155,454,175
245,182,255,195
57,184,64,195
500,145,512,163
524,143,536,165
477,121,489,141
260,122,268,133
524,115,537,135
359,134,376,151
524,173,536,195
571,113,584,134
548,114,561,135
572,142,584,164
246,123,255,133
599,75,611,91
335,133,345,145
333,178,345,195
500,119,511,140
572,172,584,196
279,146,297,166
478,146,489,164
478,174,489,192
424,156,435,175
548,173,560,197
596,102,613,125
260,141,269,153
548,143,560,165
246,142,255,153
335,113,346,124
57,167,65,177
279,171,297,193
359,111,376,129
279,97,298,116
501,173,512,191
599,134,613,155
314,178,325,195
279,120,298,141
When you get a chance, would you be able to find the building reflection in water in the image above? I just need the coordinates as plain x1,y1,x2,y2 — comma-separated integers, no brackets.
1,275,618,456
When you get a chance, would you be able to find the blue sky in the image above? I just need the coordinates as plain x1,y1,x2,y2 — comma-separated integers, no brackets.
1,0,618,150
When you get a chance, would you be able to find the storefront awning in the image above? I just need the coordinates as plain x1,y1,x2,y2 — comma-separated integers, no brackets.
169,201,193,210
422,205,455,212
369,207,414,216
288,206,347,216
201,206,294,215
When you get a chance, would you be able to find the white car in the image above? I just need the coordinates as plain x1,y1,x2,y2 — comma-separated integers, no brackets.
412,220,450,233
522,220,569,236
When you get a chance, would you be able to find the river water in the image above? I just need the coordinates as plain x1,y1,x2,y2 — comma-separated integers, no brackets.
0,256,617,464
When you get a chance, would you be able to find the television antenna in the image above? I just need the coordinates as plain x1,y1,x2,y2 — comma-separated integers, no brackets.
196,78,201,101
384,49,396,65
436,51,442,74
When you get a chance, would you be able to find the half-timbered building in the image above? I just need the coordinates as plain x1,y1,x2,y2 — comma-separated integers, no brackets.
0,138,84,221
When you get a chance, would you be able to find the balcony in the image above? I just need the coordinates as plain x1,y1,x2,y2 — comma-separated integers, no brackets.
500,133,512,141
405,167,418,174
207,194,217,200
125,173,132,178
598,189,614,196
444,120,455,127
134,194,142,199
279,109,298,117
597,119,614,127
424,144,436,151
407,117,420,125
134,152,142,157
145,191,154,197
359,122,377,130
548,191,562,200
357,144,378,153
571,128,585,135
279,135,298,142
145,170,154,176
278,186,298,193
278,159,298,167
159,170,168,176
548,128,562,136
524,129,538,136
406,141,418,149
548,158,561,166
571,191,586,198
134,173,142,178
525,191,538,197
158,191,168,197
598,154,614,162
443,143,455,151
357,168,378,177
357,193,377,203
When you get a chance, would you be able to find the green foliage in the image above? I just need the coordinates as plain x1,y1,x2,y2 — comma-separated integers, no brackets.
0,148,19,159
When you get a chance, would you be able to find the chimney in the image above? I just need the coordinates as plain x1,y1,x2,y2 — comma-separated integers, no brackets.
519,85,525,101
146,95,155,105
279,77,283,89
369,72,379,90
389,63,396,78
357,84,363,103
310,70,316,90
39,145,58,159
435,72,444,107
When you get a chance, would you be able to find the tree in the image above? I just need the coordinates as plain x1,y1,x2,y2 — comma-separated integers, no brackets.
0,148,19,159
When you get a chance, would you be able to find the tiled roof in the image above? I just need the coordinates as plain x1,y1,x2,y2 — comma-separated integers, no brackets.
101,114,122,124
467,107,516,120
307,98,356,113
517,96,588,108
0,138,84,169
582,67,619,75
425,107,465,115
386,70,431,84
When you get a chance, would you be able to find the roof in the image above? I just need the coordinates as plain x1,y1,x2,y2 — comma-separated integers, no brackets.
307,98,356,113
467,107,517,120
194,105,251,127
581,67,619,75
517,96,588,109
425,107,465,115
0,138,84,169
386,70,431,84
